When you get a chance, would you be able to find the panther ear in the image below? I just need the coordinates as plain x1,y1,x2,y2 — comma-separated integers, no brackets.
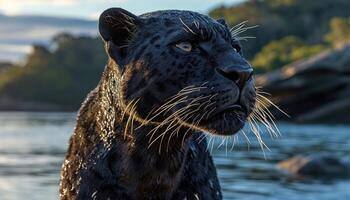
99,8,142,66
217,18,228,28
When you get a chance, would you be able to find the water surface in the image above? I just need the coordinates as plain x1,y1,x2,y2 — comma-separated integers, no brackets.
0,112,349,200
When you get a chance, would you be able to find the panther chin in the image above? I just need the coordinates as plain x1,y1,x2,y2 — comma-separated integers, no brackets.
201,104,248,136
177,103,249,136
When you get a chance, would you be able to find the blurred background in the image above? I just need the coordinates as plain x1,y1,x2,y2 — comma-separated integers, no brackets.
0,0,350,199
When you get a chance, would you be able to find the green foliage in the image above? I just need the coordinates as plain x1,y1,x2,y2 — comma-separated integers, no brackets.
209,0,350,59
252,36,326,71
0,33,107,109
0,65,22,91
2,1,350,109
324,17,350,46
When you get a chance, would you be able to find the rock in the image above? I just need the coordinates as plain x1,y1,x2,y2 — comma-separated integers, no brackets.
256,43,350,123
277,155,350,179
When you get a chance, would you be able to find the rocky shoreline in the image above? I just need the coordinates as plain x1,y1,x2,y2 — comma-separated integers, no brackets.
256,43,350,123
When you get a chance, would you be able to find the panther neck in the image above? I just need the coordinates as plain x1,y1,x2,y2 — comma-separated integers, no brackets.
96,62,194,198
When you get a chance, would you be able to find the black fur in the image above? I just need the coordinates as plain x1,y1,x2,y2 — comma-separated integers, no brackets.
60,8,255,200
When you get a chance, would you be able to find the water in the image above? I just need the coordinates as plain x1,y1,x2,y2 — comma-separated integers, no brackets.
0,112,349,200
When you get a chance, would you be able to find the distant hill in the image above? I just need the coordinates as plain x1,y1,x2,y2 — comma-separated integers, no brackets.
1,0,350,119
0,33,106,111
0,13,97,62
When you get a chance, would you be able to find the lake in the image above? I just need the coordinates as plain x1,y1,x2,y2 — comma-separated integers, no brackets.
0,112,349,200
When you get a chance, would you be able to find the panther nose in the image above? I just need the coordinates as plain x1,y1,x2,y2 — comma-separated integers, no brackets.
216,67,253,89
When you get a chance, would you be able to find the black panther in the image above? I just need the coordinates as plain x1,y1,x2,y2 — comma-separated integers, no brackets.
60,7,256,200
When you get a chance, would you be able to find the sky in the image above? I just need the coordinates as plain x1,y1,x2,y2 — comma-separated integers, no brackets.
0,0,243,19
0,0,244,62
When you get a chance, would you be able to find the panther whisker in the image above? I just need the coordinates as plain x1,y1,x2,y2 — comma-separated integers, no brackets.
179,105,209,148
184,95,213,124
180,123,196,149
241,129,251,147
181,124,195,148
251,105,278,137
166,122,184,152
231,28,257,36
254,103,280,135
206,134,213,152
205,107,217,120
203,100,217,113
145,85,207,123
234,36,257,42
256,93,290,118
179,17,196,35
193,20,200,30
150,90,217,151
163,107,200,152
255,89,271,96
236,36,256,39
231,24,259,37
253,90,288,137
230,20,249,29
130,103,137,136
197,109,210,125
147,91,191,115
148,104,194,145
217,136,226,149
151,125,176,152
121,99,136,121
229,21,248,32
197,133,207,144
230,134,238,151
247,119,266,156
247,116,270,154
144,97,189,124
141,86,201,127
252,106,280,137
148,95,207,150
229,113,251,149
255,98,276,120
210,134,216,154
225,136,229,156
123,99,140,140
169,106,203,150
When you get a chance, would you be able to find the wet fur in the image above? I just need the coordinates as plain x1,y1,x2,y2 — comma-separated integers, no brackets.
59,63,222,200
59,8,257,200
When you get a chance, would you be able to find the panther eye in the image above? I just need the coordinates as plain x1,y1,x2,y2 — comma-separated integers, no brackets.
175,42,192,52
232,44,241,53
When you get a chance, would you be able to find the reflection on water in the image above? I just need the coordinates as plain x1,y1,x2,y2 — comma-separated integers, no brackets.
0,112,349,200
0,112,75,200
213,123,350,200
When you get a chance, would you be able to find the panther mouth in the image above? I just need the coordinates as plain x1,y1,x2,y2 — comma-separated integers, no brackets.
199,103,248,136
211,104,247,119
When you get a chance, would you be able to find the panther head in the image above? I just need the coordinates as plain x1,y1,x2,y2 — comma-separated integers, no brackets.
99,8,256,136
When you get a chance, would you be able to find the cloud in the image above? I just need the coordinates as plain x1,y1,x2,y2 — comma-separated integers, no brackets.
0,0,127,15
0,44,32,53
0,0,77,15
88,12,101,20
0,44,33,62
0,14,97,62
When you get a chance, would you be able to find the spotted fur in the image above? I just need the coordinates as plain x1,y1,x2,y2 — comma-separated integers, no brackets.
60,8,256,200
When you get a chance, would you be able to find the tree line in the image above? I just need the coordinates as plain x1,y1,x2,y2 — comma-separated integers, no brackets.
1,0,350,110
